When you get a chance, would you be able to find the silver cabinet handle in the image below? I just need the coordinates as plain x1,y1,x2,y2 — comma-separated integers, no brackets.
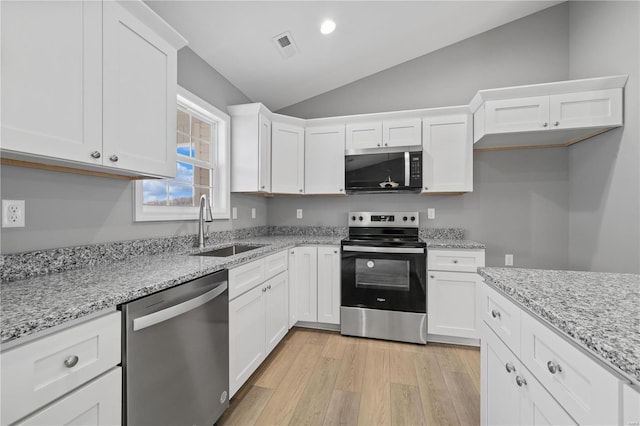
554,121,560,126
515,376,527,387
505,362,515,373
109,155,119,162
133,282,228,331
64,355,79,368
543,122,549,127
547,360,562,374
90,151,101,159
491,309,501,319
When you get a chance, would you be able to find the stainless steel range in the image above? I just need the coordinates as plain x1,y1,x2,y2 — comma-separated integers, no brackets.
340,211,427,344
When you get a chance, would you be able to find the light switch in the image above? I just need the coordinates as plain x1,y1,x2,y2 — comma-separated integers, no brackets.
251,208,256,219
232,207,238,219
427,208,435,220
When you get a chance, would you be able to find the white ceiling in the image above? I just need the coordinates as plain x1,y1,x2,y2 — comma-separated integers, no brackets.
146,1,562,111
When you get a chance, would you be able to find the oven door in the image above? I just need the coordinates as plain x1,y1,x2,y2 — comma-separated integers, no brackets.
341,245,426,313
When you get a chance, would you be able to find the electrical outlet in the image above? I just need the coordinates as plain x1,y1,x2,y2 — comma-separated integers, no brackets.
251,208,256,219
232,207,238,220
296,209,303,219
427,208,436,220
505,254,514,266
2,200,25,228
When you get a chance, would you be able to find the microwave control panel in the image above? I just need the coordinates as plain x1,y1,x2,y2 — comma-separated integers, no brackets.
410,153,422,187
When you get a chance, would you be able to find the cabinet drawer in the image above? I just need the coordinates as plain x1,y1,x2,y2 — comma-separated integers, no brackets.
229,258,265,300
520,312,620,425
482,285,521,354
17,367,122,426
428,249,485,272
264,250,288,281
1,312,121,425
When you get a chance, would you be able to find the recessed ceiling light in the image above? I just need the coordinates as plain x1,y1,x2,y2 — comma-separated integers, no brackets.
320,20,336,35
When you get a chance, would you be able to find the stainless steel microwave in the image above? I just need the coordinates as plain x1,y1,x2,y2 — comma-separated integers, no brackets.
345,147,422,194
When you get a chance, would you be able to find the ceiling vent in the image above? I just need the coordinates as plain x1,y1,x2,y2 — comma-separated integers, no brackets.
272,31,299,59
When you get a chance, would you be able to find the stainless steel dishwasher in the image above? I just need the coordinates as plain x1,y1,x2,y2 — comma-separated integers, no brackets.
121,270,229,426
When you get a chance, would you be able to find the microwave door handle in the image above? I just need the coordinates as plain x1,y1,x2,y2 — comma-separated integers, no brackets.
343,245,425,254
404,152,410,186
132,281,228,331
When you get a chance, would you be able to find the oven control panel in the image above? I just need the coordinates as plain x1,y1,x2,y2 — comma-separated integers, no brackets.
348,211,419,227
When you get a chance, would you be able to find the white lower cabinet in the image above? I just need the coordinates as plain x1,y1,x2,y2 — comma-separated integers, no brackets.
17,368,122,426
0,311,122,425
229,270,288,397
289,246,341,326
482,323,576,426
427,248,485,345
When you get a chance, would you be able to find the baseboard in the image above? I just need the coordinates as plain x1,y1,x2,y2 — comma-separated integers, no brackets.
294,321,341,332
427,333,480,347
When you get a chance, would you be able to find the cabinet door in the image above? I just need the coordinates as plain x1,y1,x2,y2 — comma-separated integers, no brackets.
258,113,272,192
481,325,520,426
229,285,266,397
428,271,480,339
383,118,422,147
294,247,318,322
288,249,298,328
484,96,550,134
422,114,472,193
271,122,305,194
305,126,346,194
550,89,623,129
103,1,177,178
1,0,102,164
317,246,341,325
17,368,122,426
345,121,382,150
264,272,289,353
519,365,577,426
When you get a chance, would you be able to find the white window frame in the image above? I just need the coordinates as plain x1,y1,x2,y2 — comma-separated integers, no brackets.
134,86,230,221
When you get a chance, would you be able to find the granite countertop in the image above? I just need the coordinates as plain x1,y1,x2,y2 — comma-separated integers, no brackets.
478,267,640,386
2,232,482,347
0,235,339,346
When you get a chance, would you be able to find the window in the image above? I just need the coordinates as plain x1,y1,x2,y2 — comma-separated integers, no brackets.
134,86,230,221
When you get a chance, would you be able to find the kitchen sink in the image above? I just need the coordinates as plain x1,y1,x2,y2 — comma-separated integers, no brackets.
192,244,264,257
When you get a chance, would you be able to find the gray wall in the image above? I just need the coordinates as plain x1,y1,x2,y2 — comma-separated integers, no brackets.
0,47,265,253
567,1,640,273
272,4,572,269
278,3,569,118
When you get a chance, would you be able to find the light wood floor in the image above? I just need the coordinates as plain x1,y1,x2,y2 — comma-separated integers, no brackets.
218,327,480,426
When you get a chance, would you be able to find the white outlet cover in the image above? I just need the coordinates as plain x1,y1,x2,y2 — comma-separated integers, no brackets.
427,208,435,219
232,207,238,219
296,209,303,219
505,254,514,266
251,208,256,219
2,199,25,228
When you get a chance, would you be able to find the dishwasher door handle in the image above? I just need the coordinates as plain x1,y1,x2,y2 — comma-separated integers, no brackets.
133,281,228,331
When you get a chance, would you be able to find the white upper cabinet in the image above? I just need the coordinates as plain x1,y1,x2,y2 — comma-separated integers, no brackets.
0,0,187,178
103,1,179,177
345,118,421,150
383,118,422,147
228,104,272,193
471,75,627,150
1,1,102,165
304,125,346,195
271,121,305,194
422,112,472,193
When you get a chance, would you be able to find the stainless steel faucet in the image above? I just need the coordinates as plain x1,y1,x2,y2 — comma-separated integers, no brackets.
197,194,214,249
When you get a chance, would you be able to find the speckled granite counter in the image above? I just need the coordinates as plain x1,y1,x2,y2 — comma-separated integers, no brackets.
0,235,340,346
425,239,485,249
478,267,640,386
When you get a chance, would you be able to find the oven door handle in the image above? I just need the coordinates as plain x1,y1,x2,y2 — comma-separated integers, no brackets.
342,245,425,254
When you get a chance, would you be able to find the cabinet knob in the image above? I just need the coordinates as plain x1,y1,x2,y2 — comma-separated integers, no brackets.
90,151,101,159
491,309,501,319
64,355,79,368
547,360,562,374
384,143,388,146
291,250,294,254
339,189,344,192
334,250,338,254
376,143,381,147
299,189,303,193
543,122,549,127
109,155,119,162
262,287,267,293
261,185,266,189
515,376,527,387
429,275,435,279
453,260,458,264
554,121,560,127
505,362,516,373
424,187,429,190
